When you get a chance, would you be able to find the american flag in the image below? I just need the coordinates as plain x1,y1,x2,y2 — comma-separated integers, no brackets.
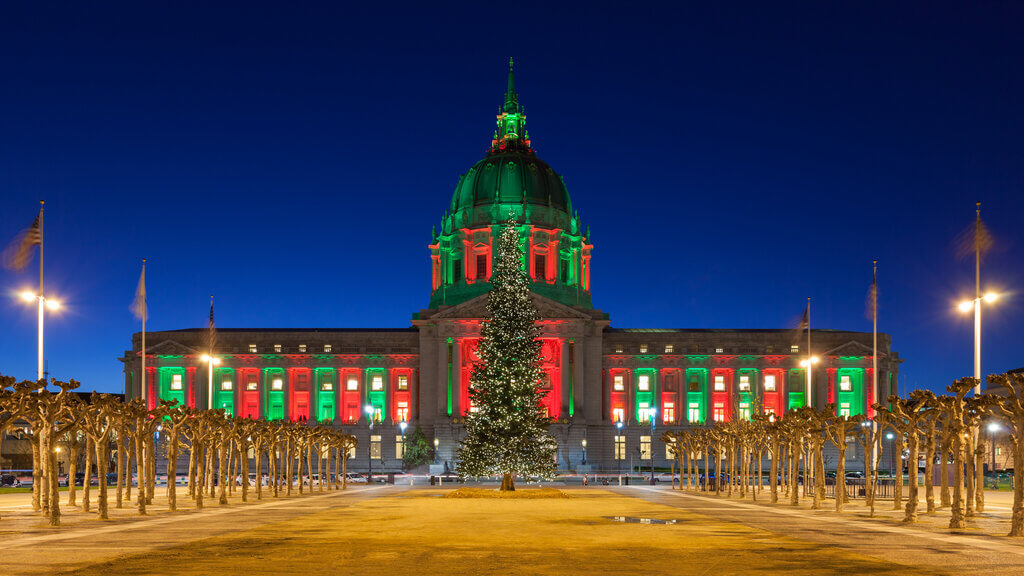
2,212,42,271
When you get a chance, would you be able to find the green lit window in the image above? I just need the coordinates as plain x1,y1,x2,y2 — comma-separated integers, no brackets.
637,375,650,391
452,257,462,282
839,402,851,417
687,402,701,423
271,378,283,391
221,379,233,391
739,375,750,391
371,376,384,391
170,374,183,391
638,402,651,423
840,375,852,391
321,378,333,391
739,402,751,420
688,376,700,392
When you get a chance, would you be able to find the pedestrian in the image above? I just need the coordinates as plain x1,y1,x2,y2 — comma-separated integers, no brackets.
583,473,589,487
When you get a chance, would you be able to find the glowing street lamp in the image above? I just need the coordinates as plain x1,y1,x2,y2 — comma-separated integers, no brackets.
19,289,61,381
399,420,408,473
648,406,657,485
581,437,588,465
799,356,820,404
615,420,624,475
433,437,440,464
958,292,998,394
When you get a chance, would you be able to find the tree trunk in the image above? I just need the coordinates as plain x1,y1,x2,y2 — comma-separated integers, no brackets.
82,436,93,514
790,440,801,505
1010,434,1023,537
974,428,985,514
715,443,723,496
254,444,263,500
903,431,919,522
167,429,178,512
146,433,156,505
949,431,966,529
95,437,110,520
44,427,61,526
813,439,825,510
286,440,293,496
67,442,79,507
342,450,348,490
770,441,779,504
835,442,846,513
500,472,515,491
194,441,205,510
894,436,904,511
115,431,125,508
31,434,41,511
241,440,250,502
218,435,229,505
965,432,976,518
940,441,951,507
924,422,935,513
135,431,146,514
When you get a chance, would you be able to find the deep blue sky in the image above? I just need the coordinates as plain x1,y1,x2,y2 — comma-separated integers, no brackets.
1,2,1021,395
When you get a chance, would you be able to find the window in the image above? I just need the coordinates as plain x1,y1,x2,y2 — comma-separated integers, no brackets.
476,254,487,279
639,344,648,354
614,346,624,354
663,402,675,424
371,375,384,391
271,377,283,391
397,375,408,390
248,344,257,353
274,344,282,353
346,443,357,459
765,407,776,418
246,376,258,391
452,257,462,282
714,375,725,391
713,402,726,422
739,402,751,420
996,447,1002,456
299,344,307,353
739,375,750,391
637,374,650,391
640,436,652,460
764,374,776,392
840,375,852,392
221,379,233,391
346,377,358,391
560,257,569,283
324,344,332,353
688,375,700,392
839,402,851,417
170,374,183,391
614,435,626,460
396,435,405,460
666,444,676,459
396,401,409,422
612,407,625,423
715,347,724,354
791,345,800,353
534,254,546,280
370,435,381,460
664,344,674,353
321,379,333,391
638,402,651,423
688,402,701,423
613,375,625,391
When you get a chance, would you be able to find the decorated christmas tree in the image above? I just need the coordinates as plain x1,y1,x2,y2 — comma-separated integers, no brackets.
456,218,557,490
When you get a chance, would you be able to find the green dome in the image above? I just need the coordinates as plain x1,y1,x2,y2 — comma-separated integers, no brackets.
449,151,572,216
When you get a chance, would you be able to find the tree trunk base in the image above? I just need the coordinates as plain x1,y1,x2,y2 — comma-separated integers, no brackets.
499,474,515,492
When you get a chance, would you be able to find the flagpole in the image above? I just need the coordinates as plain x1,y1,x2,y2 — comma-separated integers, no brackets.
141,259,147,405
37,200,44,382
208,295,214,410
973,201,982,394
806,297,812,403
872,260,878,412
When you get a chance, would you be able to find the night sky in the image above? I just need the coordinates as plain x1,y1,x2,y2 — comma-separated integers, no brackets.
1,2,1021,395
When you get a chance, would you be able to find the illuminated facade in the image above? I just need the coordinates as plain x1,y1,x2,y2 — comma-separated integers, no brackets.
121,61,900,473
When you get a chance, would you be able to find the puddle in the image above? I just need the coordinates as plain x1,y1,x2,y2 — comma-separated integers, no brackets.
605,516,679,525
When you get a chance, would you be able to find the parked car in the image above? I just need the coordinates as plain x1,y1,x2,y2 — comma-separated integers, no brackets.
655,473,680,483
344,473,368,484
0,473,21,487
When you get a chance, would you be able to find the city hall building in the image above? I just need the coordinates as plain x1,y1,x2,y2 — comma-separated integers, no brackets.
121,64,901,473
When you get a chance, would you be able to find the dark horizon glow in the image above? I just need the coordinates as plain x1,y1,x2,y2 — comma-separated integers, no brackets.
1,2,1022,395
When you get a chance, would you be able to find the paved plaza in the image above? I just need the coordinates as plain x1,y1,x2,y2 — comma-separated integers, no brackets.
1,484,1022,575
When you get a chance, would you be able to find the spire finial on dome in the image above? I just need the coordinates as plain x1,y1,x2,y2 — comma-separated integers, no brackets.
504,57,518,114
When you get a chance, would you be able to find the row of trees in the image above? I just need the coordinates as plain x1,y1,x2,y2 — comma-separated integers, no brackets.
662,373,1024,536
0,375,359,526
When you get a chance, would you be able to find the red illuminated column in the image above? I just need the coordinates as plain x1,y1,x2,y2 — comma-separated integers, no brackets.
146,367,157,410
865,367,875,417
453,339,463,415
560,339,570,416
186,366,197,408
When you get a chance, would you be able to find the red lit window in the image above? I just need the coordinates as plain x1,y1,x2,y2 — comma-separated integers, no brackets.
534,254,546,280
476,254,487,279
713,402,726,422
663,402,675,423
396,401,409,422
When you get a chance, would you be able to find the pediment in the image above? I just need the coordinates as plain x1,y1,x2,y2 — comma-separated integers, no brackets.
427,292,594,321
144,339,201,356
824,340,878,358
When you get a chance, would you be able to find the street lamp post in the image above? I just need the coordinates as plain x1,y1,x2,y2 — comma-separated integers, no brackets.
200,354,221,410
433,437,439,464
799,356,820,406
581,437,587,466
649,406,657,485
365,404,375,481
959,293,998,392
987,422,1001,479
885,432,895,477
399,420,408,474
616,421,623,475
20,290,60,382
